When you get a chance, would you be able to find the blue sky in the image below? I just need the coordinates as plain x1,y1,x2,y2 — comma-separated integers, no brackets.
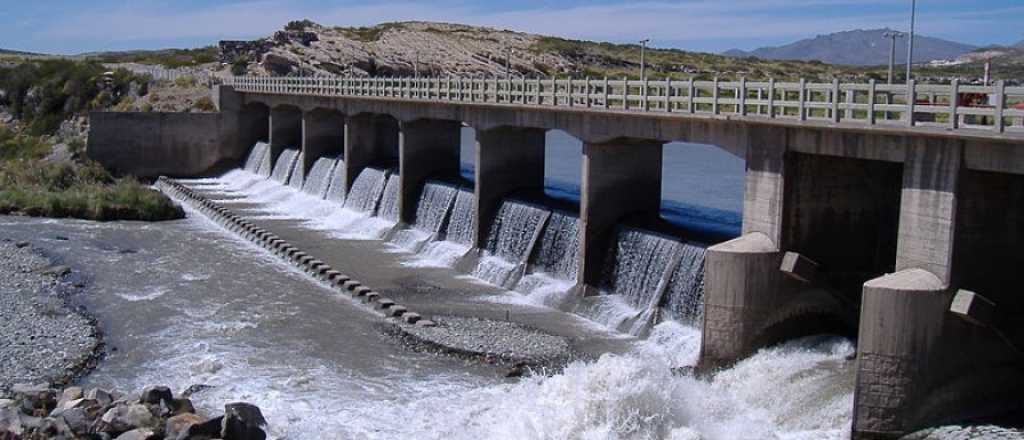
2,0,1022,54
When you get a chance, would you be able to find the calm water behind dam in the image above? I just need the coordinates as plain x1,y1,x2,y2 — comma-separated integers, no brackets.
0,134,857,439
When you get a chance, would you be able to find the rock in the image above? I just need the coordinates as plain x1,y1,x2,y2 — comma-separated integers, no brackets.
181,384,213,399
100,403,156,433
58,387,83,406
171,398,195,415
116,428,158,440
262,53,298,76
59,407,94,434
182,415,223,439
15,241,29,248
38,415,73,438
139,385,173,406
0,405,27,435
165,413,206,440
221,402,267,440
86,388,115,406
38,265,71,277
43,143,75,163
13,383,56,414
54,235,69,241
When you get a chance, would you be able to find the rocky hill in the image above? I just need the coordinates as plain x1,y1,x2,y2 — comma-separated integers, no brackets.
220,20,863,81
724,29,976,66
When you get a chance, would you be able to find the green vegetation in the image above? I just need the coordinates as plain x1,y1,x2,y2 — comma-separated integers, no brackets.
0,59,144,135
0,129,183,221
285,19,317,31
90,47,218,68
335,22,406,42
193,96,216,112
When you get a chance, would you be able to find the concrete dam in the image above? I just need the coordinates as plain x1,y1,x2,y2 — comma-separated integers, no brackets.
88,76,1024,439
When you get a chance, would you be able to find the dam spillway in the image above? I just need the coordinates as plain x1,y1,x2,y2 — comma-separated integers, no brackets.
86,77,1024,438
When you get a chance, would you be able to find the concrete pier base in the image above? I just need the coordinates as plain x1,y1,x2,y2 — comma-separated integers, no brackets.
302,109,345,173
398,119,461,224
473,127,546,248
577,138,662,287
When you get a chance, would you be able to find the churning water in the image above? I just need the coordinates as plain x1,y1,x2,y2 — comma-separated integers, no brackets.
390,181,459,251
301,156,337,198
270,148,300,184
471,200,550,289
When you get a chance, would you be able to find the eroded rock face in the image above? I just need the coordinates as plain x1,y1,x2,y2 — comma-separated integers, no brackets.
99,403,156,433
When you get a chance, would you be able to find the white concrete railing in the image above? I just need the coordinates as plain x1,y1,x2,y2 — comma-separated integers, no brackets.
223,75,1024,135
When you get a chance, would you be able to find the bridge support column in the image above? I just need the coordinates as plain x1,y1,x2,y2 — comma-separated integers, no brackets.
217,86,267,168
269,106,302,169
852,139,964,439
343,114,399,196
473,127,546,248
699,126,793,369
398,119,462,224
577,138,663,288
302,109,345,174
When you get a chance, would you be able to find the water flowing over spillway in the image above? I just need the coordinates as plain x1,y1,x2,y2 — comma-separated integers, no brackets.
664,243,707,323
244,142,270,174
325,160,346,203
271,149,300,184
529,210,580,281
287,152,306,189
377,173,401,223
302,156,339,199
444,188,475,246
343,168,388,214
408,187,475,267
391,181,459,251
472,200,550,288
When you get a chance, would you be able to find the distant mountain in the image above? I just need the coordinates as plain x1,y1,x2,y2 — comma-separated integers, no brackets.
1015,40,1024,49
724,29,977,66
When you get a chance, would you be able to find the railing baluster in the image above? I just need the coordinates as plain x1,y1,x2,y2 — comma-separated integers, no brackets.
738,77,746,116
767,78,775,118
906,79,915,127
586,77,592,108
868,79,877,125
712,77,720,115
949,79,959,130
603,77,609,109
994,80,1006,133
832,79,841,123
623,77,629,111
798,78,807,121
687,78,696,113
665,78,672,113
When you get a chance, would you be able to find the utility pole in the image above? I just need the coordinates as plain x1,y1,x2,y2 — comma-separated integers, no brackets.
505,47,514,80
883,30,905,84
414,53,420,78
639,39,650,80
906,0,916,83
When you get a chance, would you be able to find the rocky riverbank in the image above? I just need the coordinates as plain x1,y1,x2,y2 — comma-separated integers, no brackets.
0,383,268,440
0,238,100,398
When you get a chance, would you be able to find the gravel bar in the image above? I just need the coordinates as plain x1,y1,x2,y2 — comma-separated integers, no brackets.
0,237,101,397
394,315,573,366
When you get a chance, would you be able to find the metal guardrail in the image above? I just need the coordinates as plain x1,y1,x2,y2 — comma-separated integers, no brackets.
223,76,1024,135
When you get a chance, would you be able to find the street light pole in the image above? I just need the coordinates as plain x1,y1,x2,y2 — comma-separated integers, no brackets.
505,47,513,80
639,39,650,80
906,0,916,83
883,31,904,84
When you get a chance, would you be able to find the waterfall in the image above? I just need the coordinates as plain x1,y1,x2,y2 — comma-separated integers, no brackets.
472,200,550,288
529,210,580,281
390,181,459,251
343,168,388,214
325,160,346,203
376,174,401,222
302,157,338,199
244,142,270,174
406,187,474,268
270,149,300,184
662,243,707,324
287,152,306,189
444,188,475,245
602,227,683,309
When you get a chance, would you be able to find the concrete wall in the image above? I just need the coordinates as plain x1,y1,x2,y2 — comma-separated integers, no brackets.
342,114,399,195
87,111,227,178
269,105,302,176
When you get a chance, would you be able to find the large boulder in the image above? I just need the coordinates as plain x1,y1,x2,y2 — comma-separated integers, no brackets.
165,413,206,440
99,403,156,433
139,385,173,406
262,53,298,76
221,402,267,440
115,428,158,440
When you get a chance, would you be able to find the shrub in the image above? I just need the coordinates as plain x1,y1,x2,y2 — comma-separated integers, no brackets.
174,75,198,88
193,96,216,112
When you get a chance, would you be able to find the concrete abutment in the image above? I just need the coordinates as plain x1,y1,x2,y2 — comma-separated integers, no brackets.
343,114,399,195
301,109,345,174
269,105,302,173
473,126,546,248
398,119,462,224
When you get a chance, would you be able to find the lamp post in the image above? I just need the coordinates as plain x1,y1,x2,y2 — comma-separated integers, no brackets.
505,47,514,80
639,39,650,80
883,30,905,84
906,0,916,83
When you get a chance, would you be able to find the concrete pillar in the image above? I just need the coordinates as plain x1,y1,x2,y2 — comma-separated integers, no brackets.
895,138,963,284
698,126,792,369
398,119,462,224
577,138,662,287
343,114,399,194
269,105,302,168
302,109,345,173
473,127,546,248
853,269,948,439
